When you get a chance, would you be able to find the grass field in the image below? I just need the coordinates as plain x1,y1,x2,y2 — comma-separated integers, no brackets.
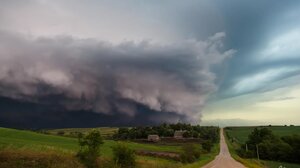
225,126,300,168
226,126,300,144
0,127,220,168
0,127,182,156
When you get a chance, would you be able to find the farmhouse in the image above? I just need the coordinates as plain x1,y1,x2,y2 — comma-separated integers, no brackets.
174,130,186,139
147,135,160,142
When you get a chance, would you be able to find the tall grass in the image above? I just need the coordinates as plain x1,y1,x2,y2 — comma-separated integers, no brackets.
0,148,84,168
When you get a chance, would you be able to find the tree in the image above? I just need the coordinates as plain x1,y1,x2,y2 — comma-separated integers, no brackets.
246,128,274,151
202,140,213,152
112,142,136,168
77,130,103,168
183,131,192,138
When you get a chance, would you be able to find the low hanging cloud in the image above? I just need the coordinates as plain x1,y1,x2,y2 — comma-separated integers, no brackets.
0,30,235,124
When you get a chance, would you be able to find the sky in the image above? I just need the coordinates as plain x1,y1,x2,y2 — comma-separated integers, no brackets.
0,0,300,128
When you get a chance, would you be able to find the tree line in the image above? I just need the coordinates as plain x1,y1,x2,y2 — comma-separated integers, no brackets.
76,124,219,168
237,128,300,164
113,123,219,143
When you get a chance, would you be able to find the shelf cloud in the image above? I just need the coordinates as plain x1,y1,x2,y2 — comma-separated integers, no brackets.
0,30,234,125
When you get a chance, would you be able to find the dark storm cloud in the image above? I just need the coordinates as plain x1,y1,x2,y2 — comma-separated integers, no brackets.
0,96,188,129
0,30,235,124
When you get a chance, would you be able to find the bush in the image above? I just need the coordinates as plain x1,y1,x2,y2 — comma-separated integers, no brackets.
202,140,213,152
258,138,292,161
112,142,136,168
281,135,300,163
180,144,201,163
76,129,103,168
57,130,65,136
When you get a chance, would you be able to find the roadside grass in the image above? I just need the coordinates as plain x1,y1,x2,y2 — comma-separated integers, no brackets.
224,133,265,168
137,156,182,168
180,142,220,168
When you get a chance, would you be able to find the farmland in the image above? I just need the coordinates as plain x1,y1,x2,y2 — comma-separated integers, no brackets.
225,126,300,168
0,127,219,168
0,127,181,156
225,126,300,143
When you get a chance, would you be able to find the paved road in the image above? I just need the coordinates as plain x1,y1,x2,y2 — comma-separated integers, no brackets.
202,128,246,168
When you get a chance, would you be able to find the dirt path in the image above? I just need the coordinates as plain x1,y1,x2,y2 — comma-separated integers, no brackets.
201,128,246,168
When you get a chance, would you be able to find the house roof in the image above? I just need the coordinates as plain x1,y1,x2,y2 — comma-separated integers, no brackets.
174,130,186,136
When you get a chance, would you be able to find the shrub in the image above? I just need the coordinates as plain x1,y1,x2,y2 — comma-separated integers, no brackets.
57,130,65,136
76,129,103,168
258,138,292,161
112,142,136,168
180,144,201,163
202,140,213,152
281,134,300,163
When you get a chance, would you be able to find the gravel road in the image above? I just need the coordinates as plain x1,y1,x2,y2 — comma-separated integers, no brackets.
201,128,246,168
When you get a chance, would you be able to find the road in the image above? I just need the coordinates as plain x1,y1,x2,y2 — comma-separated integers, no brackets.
202,128,246,168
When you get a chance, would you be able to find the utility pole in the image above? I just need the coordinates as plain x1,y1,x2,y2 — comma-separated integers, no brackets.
245,143,248,152
256,144,260,160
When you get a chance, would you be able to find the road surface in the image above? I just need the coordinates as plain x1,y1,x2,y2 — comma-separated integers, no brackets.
202,128,245,168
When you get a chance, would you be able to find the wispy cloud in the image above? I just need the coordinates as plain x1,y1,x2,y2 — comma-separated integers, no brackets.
257,29,300,62
229,67,300,95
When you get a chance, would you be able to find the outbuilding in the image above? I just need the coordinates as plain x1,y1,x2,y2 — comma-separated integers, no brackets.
148,135,160,142
174,130,186,139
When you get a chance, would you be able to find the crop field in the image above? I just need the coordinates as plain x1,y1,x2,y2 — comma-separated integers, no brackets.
225,126,300,168
226,126,300,143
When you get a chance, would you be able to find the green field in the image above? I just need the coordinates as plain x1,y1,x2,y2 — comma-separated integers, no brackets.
0,127,220,168
225,126,300,168
226,126,300,144
0,127,182,156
